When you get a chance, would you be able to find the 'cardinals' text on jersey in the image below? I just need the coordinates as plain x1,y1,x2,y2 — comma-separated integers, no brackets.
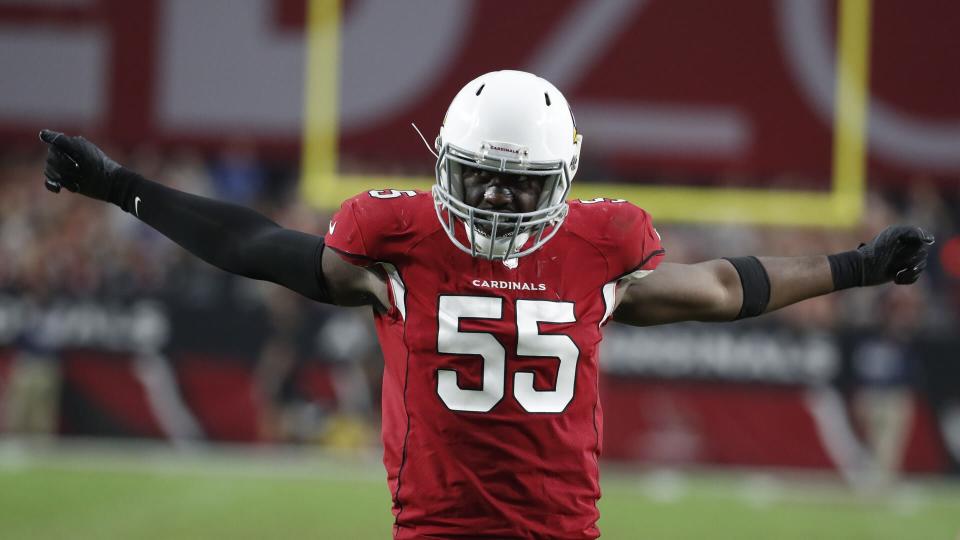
325,189,664,539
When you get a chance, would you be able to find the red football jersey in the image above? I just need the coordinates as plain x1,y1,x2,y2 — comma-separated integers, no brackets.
325,190,664,539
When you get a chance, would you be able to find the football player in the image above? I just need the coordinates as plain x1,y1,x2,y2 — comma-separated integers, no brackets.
40,70,932,539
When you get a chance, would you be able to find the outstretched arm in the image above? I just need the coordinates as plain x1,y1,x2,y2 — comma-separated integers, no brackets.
613,227,934,326
39,129,382,306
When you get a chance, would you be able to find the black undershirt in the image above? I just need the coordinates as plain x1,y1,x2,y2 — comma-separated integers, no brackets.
110,168,329,302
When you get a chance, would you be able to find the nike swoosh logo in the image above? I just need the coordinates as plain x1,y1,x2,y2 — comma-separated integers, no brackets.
134,196,142,217
328,221,336,234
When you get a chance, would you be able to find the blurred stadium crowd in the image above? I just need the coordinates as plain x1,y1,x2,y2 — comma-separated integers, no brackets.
2,145,960,480
0,145,380,445
4,145,959,330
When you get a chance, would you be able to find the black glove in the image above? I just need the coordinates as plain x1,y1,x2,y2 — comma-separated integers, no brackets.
829,225,935,289
39,129,123,203
860,225,934,285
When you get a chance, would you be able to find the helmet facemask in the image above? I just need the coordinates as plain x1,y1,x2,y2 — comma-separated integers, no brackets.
432,141,572,261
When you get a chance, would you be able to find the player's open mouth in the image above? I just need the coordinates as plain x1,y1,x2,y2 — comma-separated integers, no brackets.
474,217,521,238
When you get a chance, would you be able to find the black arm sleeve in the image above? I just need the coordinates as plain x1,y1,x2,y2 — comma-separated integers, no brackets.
109,167,330,302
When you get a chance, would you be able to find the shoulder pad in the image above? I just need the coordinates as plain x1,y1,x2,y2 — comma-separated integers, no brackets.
566,198,665,280
325,189,434,264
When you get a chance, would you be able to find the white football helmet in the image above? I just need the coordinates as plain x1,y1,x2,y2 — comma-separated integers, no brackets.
432,70,582,260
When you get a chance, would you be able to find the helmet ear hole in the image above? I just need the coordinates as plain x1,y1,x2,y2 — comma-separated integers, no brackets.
568,132,583,179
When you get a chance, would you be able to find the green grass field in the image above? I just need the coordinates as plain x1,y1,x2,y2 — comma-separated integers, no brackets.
0,441,958,539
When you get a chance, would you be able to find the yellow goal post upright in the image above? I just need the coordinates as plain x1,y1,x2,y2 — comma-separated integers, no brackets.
302,0,871,227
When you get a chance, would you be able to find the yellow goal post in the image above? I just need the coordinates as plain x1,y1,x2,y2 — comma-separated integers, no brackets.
301,0,871,227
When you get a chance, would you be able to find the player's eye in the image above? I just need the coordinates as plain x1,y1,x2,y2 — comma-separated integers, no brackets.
463,166,485,178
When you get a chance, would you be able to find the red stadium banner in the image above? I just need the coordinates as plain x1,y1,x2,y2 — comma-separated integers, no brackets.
0,292,956,475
